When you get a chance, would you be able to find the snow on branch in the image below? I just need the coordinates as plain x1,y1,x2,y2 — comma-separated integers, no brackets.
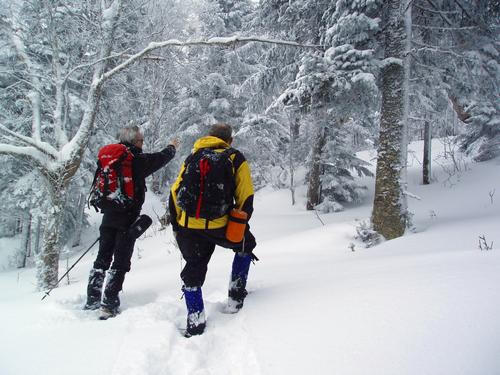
0,123,58,159
0,143,49,166
63,50,130,84
100,36,322,82
424,0,454,26
379,57,404,68
412,24,479,31
414,4,460,15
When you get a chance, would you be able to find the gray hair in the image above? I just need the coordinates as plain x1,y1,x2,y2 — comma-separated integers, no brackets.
118,125,141,144
208,123,232,143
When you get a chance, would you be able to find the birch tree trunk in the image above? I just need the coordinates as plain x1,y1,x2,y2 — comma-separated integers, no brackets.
371,0,411,239
36,191,66,288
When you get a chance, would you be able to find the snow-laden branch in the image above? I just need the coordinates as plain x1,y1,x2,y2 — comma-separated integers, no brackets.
62,0,122,165
62,50,129,84
9,9,42,142
412,24,479,31
0,143,49,166
101,36,322,82
45,4,69,148
424,0,454,26
0,123,59,159
414,4,460,15
65,33,319,162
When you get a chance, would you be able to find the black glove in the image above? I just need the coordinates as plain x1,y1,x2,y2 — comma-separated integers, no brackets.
128,215,153,239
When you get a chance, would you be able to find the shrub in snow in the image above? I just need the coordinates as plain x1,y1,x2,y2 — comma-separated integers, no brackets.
355,220,382,248
315,198,344,213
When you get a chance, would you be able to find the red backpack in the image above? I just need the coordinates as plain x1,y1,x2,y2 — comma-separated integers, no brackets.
89,144,134,212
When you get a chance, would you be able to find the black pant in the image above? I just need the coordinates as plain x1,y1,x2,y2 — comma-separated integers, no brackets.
176,226,256,287
93,211,137,272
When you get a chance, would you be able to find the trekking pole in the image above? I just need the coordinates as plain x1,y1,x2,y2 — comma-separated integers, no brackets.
41,237,100,301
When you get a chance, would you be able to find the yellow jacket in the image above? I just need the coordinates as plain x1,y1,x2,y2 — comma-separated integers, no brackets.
169,136,254,230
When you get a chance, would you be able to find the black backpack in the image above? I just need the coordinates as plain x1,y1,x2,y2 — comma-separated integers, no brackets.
176,147,236,220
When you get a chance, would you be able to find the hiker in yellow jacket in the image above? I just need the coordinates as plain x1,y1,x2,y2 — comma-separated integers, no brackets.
169,123,257,337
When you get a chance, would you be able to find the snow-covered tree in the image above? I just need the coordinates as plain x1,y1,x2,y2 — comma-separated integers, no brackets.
275,0,380,211
408,0,500,162
371,0,412,239
0,0,125,289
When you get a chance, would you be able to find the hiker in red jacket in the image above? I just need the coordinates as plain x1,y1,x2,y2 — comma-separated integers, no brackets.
84,125,179,319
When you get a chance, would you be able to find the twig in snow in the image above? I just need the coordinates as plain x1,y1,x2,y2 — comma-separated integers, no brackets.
488,189,495,205
314,210,325,226
478,235,493,251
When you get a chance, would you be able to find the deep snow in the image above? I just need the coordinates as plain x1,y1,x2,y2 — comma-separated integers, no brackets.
1,139,499,375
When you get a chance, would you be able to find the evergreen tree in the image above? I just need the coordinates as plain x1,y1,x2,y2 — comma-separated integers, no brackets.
276,0,380,211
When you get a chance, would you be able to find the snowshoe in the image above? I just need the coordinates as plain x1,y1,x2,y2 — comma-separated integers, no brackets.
225,283,247,314
84,268,105,310
184,311,206,337
83,301,101,311
224,296,244,314
99,306,120,320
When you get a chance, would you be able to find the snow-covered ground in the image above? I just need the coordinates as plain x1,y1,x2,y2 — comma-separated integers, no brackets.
1,139,499,375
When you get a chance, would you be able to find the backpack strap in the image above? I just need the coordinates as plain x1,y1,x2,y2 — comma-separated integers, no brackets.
112,149,131,199
195,157,211,219
87,162,102,212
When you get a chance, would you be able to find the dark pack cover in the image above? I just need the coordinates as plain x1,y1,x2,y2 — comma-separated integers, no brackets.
89,144,134,212
176,148,235,220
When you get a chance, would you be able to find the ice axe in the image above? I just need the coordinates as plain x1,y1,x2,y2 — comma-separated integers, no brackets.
41,215,152,301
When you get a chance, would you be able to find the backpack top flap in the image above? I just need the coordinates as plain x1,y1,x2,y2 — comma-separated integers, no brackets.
176,147,235,220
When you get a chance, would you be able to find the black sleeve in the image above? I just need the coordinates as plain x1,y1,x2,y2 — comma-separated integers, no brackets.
135,145,176,178
231,149,246,171
169,192,179,232
241,195,254,220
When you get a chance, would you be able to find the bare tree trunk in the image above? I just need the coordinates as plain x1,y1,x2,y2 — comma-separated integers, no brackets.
288,114,300,206
72,193,86,248
18,212,31,268
33,216,42,255
423,120,432,185
36,194,66,289
372,0,410,239
306,125,326,210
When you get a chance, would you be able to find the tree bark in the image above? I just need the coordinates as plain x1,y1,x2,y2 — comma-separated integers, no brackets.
72,193,86,248
372,0,410,239
35,166,70,288
18,212,31,268
423,120,432,185
306,125,326,210
289,115,300,206
33,216,42,255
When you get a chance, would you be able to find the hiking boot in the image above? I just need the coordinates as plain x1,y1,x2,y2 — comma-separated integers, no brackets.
226,284,248,313
102,269,125,304
83,268,105,310
83,300,101,311
185,311,206,337
183,286,206,337
99,305,120,320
